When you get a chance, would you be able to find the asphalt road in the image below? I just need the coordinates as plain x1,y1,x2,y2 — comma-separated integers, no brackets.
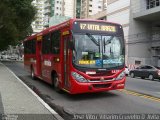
126,76,160,98
2,61,160,119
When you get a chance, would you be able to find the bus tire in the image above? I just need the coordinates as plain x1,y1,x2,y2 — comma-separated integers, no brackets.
31,67,36,80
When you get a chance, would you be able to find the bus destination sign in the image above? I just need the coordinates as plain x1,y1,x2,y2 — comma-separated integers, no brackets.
80,23,116,32
72,21,120,34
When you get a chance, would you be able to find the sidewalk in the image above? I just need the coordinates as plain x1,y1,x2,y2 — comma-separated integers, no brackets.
0,62,63,120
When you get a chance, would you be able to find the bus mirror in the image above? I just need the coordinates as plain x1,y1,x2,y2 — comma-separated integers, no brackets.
69,41,74,50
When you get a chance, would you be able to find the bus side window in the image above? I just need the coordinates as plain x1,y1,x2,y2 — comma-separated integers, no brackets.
42,34,50,54
51,30,60,54
24,39,36,54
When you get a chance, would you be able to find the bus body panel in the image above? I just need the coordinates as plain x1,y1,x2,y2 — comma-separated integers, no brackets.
67,63,125,94
69,77,125,94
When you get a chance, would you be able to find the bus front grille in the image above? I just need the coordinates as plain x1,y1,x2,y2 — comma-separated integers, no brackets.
89,78,114,82
92,84,111,89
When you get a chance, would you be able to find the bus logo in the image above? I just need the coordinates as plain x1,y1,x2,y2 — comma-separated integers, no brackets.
100,77,105,82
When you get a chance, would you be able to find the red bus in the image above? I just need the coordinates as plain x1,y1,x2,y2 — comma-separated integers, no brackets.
24,19,126,94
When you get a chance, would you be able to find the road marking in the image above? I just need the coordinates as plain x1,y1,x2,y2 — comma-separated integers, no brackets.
119,89,160,102
2,63,64,120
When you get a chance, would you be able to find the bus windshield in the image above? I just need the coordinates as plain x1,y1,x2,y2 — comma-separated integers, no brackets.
72,33,125,69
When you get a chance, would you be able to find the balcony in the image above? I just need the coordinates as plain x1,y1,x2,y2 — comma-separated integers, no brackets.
44,9,51,15
44,0,49,3
44,3,51,8
151,31,160,48
132,1,160,22
88,10,107,20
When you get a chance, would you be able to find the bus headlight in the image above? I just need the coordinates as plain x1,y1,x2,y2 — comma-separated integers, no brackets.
115,71,125,80
71,72,88,83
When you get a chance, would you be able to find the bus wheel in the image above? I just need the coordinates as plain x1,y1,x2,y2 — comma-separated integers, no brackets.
53,75,61,92
31,68,36,80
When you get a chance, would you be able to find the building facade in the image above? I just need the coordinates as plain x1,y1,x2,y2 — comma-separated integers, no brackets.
63,0,74,18
128,0,160,66
106,0,131,65
44,0,63,27
43,0,82,27
81,0,105,19
43,0,51,27
32,0,44,33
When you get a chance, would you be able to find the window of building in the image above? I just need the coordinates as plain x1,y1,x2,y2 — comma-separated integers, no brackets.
57,1,59,3
89,10,92,12
57,7,59,9
135,60,141,65
98,6,102,9
146,0,160,9
156,0,160,6
89,5,92,7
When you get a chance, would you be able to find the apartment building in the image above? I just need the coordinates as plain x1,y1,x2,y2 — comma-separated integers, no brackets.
81,0,105,18
43,0,51,27
43,0,82,27
63,0,74,18
32,0,44,33
128,0,160,66
106,0,130,64
75,0,82,18
44,0,63,27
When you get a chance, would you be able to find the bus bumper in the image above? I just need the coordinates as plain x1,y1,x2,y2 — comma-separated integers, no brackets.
69,77,126,94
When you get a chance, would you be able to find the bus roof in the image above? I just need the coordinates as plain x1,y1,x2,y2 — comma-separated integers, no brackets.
24,18,122,41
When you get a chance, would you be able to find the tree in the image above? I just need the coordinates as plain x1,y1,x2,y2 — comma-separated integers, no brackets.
0,0,36,50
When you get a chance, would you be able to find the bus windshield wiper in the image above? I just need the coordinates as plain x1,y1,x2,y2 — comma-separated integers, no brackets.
104,36,114,45
86,33,99,46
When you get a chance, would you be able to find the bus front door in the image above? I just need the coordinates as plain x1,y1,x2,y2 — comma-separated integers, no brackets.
63,35,70,90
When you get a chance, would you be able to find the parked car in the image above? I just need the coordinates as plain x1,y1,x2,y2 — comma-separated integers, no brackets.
129,65,160,80
125,66,130,76
1,55,8,60
9,56,17,60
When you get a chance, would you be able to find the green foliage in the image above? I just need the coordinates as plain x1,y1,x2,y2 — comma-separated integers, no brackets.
0,0,36,50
